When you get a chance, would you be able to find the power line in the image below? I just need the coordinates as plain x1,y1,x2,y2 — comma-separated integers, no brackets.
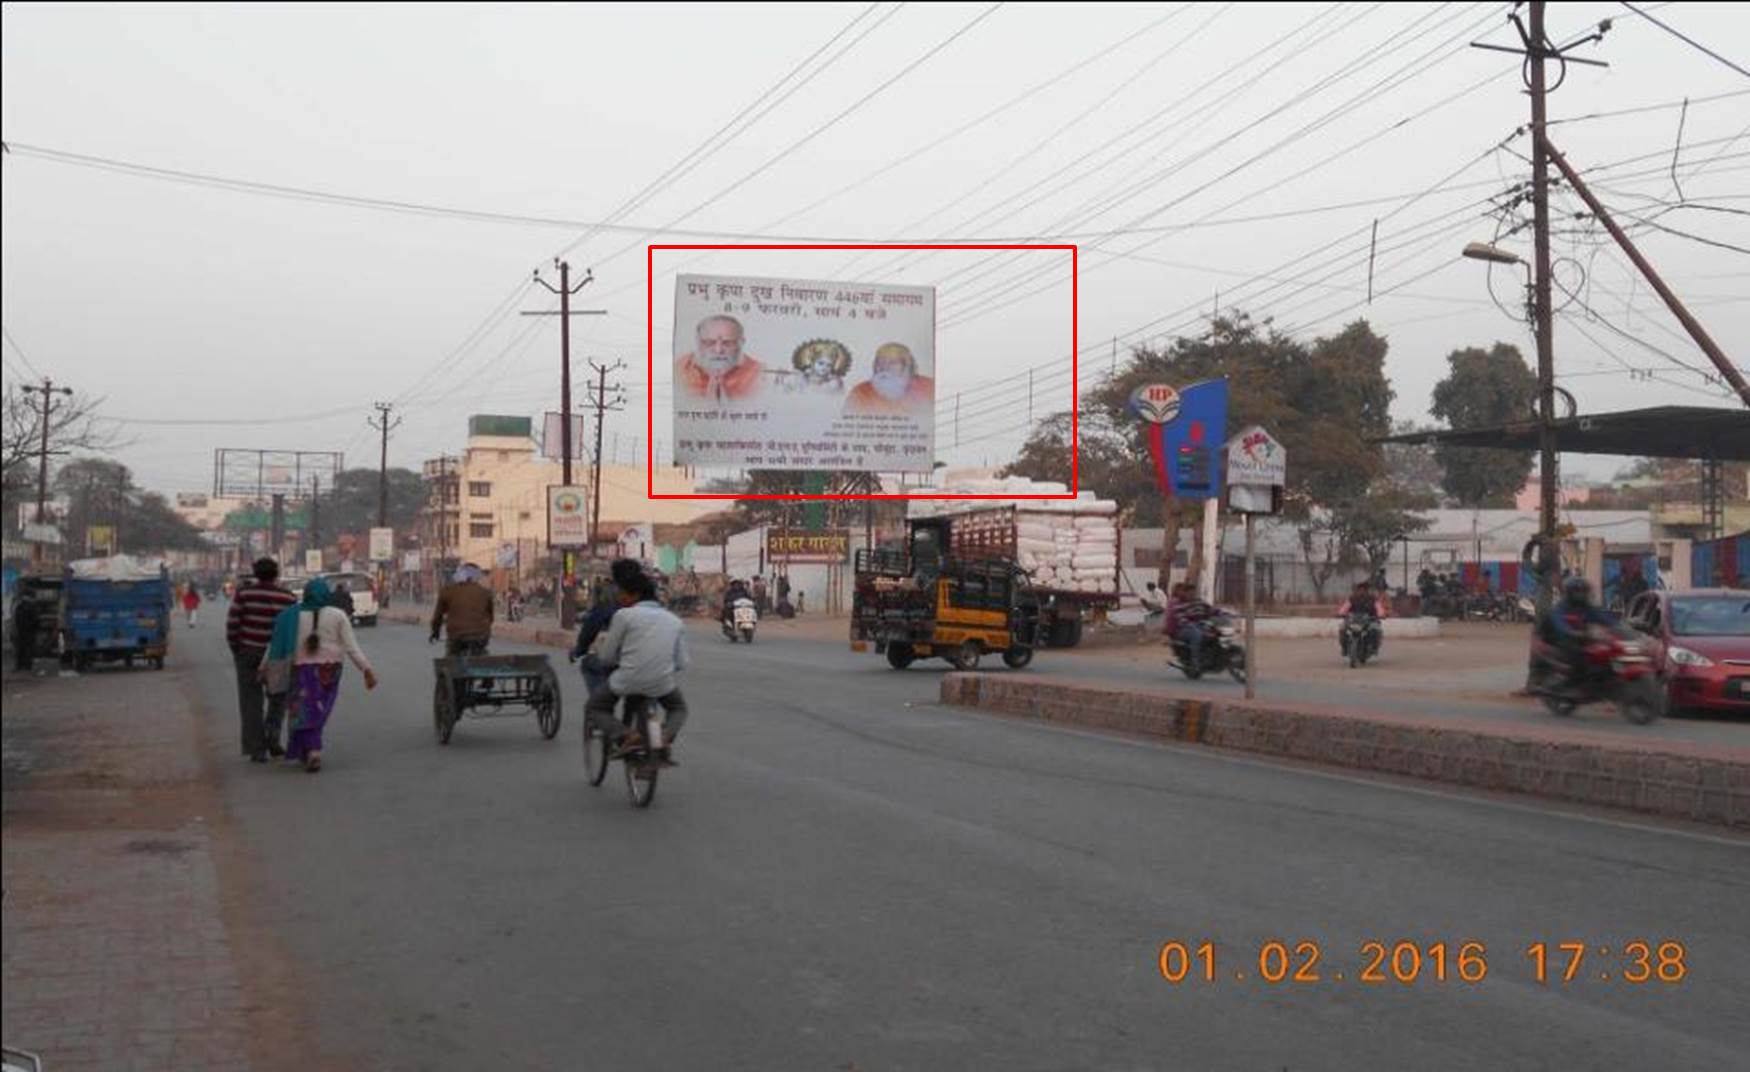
1619,2,1750,80
2,325,46,379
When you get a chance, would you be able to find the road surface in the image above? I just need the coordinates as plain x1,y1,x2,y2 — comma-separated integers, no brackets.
183,619,1748,1070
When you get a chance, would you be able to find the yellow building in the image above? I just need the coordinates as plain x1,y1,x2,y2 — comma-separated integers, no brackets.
422,415,707,581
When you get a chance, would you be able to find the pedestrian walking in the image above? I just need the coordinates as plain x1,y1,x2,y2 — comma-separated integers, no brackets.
225,558,298,763
182,583,202,627
265,577,377,773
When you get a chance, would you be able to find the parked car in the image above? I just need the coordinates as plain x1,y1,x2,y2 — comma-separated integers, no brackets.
318,571,379,626
1625,588,1749,714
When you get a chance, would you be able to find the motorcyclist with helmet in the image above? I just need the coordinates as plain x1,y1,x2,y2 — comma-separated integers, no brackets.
1164,582,1215,670
1540,575,1617,690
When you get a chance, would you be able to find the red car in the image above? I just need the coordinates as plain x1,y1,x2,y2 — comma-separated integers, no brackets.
1625,588,1750,713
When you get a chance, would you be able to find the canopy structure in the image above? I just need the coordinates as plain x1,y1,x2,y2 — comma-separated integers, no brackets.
1377,405,1750,461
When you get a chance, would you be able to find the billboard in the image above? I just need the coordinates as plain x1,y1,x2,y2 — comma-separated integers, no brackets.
548,485,589,548
214,449,343,499
671,274,936,472
541,413,588,460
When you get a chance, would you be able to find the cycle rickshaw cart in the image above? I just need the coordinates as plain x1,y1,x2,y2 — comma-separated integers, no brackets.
432,650,562,745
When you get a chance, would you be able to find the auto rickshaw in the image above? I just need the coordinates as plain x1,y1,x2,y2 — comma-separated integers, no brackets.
850,518,1041,671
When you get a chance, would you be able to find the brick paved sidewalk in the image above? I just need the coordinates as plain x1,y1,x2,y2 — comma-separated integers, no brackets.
2,664,251,1071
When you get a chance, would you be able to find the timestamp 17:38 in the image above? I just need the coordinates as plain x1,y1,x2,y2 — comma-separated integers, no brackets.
1156,940,1689,985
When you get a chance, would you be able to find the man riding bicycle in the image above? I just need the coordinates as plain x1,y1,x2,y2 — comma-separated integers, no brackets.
584,559,690,766
431,563,495,655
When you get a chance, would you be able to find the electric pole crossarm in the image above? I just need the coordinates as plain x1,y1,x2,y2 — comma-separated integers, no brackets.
1540,134,1750,408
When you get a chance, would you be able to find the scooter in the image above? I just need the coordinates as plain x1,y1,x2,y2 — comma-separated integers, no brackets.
722,597,758,643
1527,622,1664,724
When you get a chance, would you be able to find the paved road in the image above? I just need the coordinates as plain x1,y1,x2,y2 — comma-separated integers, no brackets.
185,619,1748,1070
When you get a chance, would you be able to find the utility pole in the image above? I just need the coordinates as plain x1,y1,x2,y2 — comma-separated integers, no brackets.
528,260,604,627
1528,0,1559,611
309,475,321,562
1473,2,1609,609
587,359,628,566
1541,139,1750,407
368,402,401,528
21,378,73,565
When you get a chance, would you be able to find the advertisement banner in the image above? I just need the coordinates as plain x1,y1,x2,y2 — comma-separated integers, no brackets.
540,413,588,461
369,527,394,562
402,551,422,572
305,550,324,574
548,486,589,548
766,529,850,564
671,273,936,472
86,525,117,557
1136,379,1228,502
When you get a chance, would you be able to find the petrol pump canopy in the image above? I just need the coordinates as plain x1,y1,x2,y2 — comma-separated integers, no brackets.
1376,405,1750,461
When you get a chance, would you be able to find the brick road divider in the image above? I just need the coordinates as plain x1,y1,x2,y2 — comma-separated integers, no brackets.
942,673,1750,829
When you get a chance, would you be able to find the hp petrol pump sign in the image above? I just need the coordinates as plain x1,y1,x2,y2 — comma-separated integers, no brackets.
1130,383,1182,424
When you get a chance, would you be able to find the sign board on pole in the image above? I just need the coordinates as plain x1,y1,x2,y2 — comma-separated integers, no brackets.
86,525,117,557
541,413,588,460
1134,379,1227,502
402,551,422,572
548,486,589,548
496,542,518,569
671,274,936,472
305,550,323,574
369,527,395,562
1225,425,1287,514
766,530,850,564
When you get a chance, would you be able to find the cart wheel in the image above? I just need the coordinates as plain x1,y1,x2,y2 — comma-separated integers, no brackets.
949,640,982,672
433,679,456,745
1001,646,1033,670
583,721,609,787
536,672,562,740
885,644,915,670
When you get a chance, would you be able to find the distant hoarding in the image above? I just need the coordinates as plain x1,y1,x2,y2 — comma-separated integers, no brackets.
541,413,588,460
369,527,394,562
305,550,324,573
548,486,589,548
214,449,343,500
671,274,936,472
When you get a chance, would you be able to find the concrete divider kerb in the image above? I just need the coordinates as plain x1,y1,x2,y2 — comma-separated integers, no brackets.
941,673,1750,829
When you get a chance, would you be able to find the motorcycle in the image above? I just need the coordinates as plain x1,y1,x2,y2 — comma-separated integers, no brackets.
722,597,758,643
1527,621,1664,724
1169,611,1247,683
1340,613,1382,668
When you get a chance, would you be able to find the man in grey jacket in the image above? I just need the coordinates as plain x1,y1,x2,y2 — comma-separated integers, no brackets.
585,559,690,762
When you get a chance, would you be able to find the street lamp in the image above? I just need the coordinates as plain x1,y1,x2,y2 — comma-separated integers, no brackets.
1461,241,1522,265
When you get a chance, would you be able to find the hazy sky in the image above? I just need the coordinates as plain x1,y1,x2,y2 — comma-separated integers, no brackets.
3,1,1745,495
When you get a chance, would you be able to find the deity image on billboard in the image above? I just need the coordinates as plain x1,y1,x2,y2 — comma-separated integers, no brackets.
671,274,936,473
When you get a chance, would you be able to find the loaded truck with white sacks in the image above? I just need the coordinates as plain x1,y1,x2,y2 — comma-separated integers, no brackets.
907,478,1120,648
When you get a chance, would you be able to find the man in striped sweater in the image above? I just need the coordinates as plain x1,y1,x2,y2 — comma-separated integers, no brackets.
226,557,298,763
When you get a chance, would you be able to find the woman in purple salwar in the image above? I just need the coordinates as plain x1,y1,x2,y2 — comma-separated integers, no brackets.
262,577,377,772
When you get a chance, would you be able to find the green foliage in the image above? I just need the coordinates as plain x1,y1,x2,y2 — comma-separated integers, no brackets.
53,456,206,553
1429,343,1537,507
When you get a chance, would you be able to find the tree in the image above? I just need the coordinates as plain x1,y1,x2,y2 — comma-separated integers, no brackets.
1381,420,1444,500
1329,484,1436,580
1429,343,1536,507
1004,313,1397,593
312,467,428,544
53,456,205,554
2,384,118,503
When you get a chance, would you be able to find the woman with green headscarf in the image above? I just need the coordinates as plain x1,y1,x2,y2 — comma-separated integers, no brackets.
262,576,377,772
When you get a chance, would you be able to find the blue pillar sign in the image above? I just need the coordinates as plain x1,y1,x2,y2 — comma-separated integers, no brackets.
1130,378,1228,502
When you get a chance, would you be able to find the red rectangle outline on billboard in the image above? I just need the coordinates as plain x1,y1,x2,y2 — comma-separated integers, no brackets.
646,243,1078,501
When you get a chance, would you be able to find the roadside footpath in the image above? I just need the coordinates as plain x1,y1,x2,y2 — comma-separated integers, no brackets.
1,661,308,1072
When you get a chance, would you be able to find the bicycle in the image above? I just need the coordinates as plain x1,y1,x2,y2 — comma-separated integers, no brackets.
582,694,670,808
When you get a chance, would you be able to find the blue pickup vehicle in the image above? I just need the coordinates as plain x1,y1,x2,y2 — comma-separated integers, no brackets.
62,557,172,671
